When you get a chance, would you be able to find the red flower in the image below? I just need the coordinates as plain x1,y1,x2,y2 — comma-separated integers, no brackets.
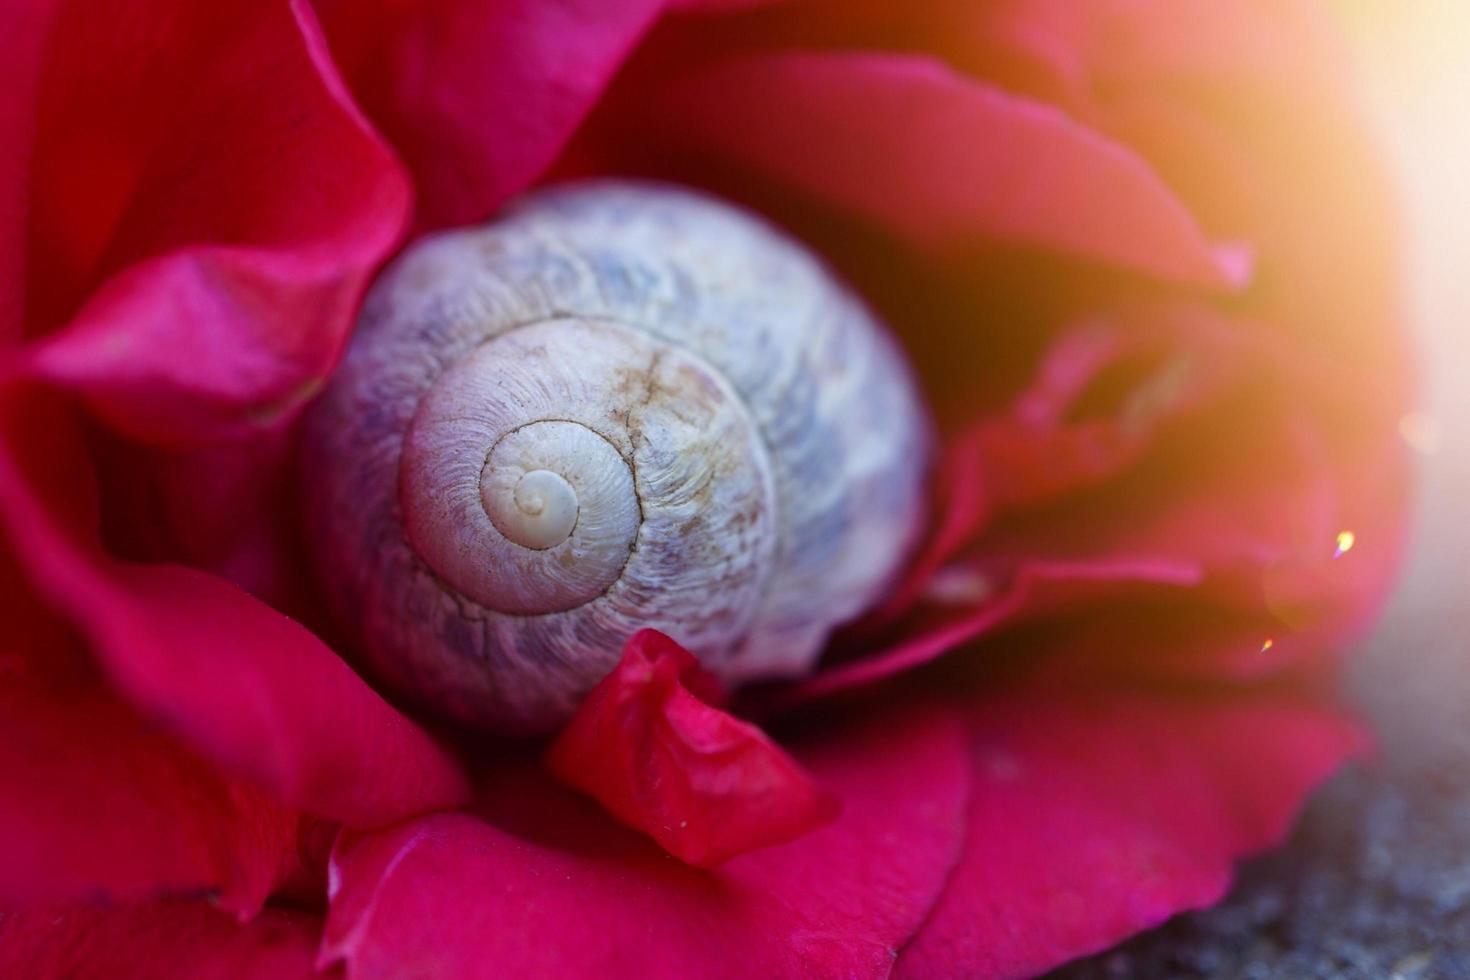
0,0,1408,977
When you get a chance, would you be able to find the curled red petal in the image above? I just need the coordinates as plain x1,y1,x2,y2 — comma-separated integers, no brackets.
0,380,470,829
0,901,323,980
69,563,473,827
18,0,410,444
649,51,1243,286
792,299,1406,703
0,1,51,347
966,316,1245,510
961,0,1352,114
90,425,321,619
315,0,665,228
668,0,788,11
547,629,839,867
0,563,299,917
972,361,1406,640
896,683,1364,978
787,556,1204,705
959,0,1404,386
867,309,1244,628
322,704,970,978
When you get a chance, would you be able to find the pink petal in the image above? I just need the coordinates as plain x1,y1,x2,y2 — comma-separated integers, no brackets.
648,51,1242,285
315,0,665,228
0,901,324,979
18,0,409,444
322,705,970,978
0,381,470,828
0,563,298,917
547,630,839,867
896,684,1364,977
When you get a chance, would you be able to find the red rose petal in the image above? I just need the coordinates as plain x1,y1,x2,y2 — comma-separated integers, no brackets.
0,1,52,347
896,684,1363,978
790,555,1204,704
18,0,409,444
965,318,1245,510
786,309,1259,702
90,426,321,619
315,0,665,228
0,901,323,980
0,381,470,829
650,51,1242,286
791,298,1406,704
72,563,472,827
1003,606,1351,692
791,1,1348,133
870,310,1245,625
959,0,1405,383
975,386,1405,639
321,705,969,978
0,558,298,917
668,0,787,11
807,428,1381,704
547,629,839,867
962,0,1350,113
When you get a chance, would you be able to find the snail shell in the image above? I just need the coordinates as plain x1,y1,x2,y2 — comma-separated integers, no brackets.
304,181,931,733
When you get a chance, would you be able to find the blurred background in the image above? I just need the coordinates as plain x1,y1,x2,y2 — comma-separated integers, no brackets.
1063,3,1470,976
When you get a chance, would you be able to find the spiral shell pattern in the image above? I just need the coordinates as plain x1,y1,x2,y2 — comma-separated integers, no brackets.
305,181,931,732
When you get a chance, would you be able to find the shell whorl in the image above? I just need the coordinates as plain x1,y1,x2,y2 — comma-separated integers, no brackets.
305,181,932,733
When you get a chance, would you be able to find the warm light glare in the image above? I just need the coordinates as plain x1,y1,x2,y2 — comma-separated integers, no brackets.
1398,412,1442,455
1343,1,1470,502
1334,530,1356,558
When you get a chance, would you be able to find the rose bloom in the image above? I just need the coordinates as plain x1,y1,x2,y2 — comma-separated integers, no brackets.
0,0,1408,977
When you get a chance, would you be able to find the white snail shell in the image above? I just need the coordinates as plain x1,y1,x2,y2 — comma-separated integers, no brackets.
304,181,932,733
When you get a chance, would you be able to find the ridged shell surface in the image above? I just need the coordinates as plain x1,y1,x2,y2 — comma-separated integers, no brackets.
305,181,931,732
